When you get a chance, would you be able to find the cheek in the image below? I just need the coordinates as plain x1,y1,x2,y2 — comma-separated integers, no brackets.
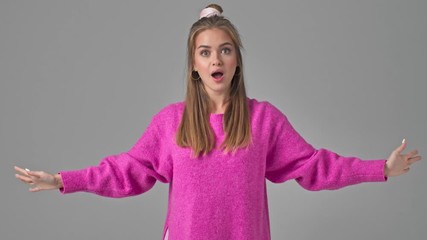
226,60,238,74
229,59,238,68
225,54,238,67
193,56,207,71
196,63,211,77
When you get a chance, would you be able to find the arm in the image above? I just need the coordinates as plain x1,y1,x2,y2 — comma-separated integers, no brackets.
14,151,163,197
58,114,172,197
15,112,173,197
15,153,163,197
264,110,421,190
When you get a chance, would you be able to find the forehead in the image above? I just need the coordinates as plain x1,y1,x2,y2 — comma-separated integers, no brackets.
195,28,234,47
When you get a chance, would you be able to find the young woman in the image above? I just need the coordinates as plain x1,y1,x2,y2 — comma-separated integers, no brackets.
15,4,421,240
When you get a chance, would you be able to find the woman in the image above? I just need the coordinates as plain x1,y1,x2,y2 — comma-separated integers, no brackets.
15,4,421,240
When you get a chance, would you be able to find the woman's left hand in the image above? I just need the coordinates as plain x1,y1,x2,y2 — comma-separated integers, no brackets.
385,139,422,177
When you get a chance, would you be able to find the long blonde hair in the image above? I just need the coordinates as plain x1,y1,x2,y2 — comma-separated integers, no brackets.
176,4,251,157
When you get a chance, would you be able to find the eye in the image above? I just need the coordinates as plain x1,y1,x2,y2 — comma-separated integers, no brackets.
200,50,210,57
221,47,232,54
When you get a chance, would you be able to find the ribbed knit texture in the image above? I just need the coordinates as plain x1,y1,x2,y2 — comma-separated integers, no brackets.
59,98,387,240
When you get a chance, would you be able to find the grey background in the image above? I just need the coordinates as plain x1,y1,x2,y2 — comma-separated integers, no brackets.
1,1,425,239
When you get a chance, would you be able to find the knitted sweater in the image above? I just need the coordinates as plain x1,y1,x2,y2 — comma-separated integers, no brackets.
59,98,387,240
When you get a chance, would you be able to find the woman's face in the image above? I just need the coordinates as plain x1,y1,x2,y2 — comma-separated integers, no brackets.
193,28,238,98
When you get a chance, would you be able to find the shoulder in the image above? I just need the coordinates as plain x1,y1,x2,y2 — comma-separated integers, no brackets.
151,101,185,126
155,101,185,116
248,98,301,142
247,98,287,121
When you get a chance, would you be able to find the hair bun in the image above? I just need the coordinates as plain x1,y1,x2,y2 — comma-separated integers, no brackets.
199,4,223,19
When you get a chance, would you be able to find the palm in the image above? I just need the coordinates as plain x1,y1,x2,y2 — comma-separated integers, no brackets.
385,140,421,177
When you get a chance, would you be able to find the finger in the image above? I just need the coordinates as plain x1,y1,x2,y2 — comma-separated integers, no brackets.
14,166,30,176
395,139,407,154
406,149,419,158
26,171,42,179
29,187,42,192
408,156,422,164
15,174,34,184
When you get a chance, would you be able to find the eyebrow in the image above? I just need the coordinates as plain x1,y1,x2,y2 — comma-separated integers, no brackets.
197,42,233,49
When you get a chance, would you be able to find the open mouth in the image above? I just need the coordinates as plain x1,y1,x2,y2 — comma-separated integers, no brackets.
211,71,224,80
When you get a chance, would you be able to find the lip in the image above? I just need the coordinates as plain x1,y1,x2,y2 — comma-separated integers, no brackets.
210,69,224,75
212,75,224,82
211,69,224,82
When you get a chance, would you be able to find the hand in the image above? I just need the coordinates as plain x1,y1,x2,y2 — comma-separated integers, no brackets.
385,139,422,177
14,166,63,192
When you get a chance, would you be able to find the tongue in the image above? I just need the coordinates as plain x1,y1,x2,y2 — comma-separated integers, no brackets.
212,72,223,79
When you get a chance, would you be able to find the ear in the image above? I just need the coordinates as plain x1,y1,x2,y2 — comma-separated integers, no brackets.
193,58,199,72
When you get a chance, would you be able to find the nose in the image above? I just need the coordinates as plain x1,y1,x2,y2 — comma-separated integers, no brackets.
211,52,223,66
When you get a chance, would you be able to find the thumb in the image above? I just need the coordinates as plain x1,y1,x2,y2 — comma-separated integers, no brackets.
395,138,407,154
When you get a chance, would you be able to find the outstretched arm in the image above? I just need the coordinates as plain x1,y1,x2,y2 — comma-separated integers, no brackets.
14,105,176,197
264,103,422,190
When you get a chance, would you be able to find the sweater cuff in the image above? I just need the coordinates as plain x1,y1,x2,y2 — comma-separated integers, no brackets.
58,169,88,194
357,159,388,182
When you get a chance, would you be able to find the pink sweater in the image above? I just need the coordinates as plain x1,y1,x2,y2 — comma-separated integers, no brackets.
59,98,387,240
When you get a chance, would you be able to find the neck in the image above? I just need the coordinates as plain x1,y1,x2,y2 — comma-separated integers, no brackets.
209,95,229,114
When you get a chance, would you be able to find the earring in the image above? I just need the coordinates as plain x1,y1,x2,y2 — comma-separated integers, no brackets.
191,71,201,81
234,66,241,76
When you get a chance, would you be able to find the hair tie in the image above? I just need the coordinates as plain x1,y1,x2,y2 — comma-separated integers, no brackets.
199,7,222,19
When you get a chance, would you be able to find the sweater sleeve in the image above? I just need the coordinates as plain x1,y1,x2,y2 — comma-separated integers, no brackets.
58,113,172,198
264,105,387,191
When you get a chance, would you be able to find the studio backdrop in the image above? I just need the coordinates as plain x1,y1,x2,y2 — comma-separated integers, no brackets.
1,1,425,239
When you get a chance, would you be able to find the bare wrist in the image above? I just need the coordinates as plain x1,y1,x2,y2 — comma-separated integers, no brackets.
384,162,390,177
54,173,63,189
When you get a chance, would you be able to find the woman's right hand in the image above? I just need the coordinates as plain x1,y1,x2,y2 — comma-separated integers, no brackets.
14,166,63,192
